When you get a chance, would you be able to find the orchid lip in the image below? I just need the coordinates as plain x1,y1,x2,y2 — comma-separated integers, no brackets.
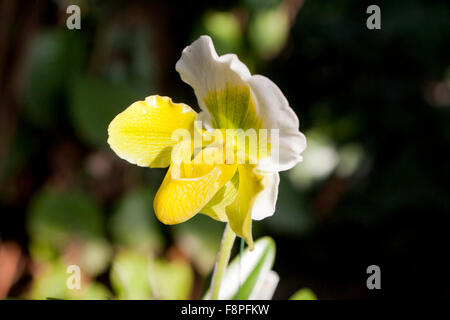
107,35,306,248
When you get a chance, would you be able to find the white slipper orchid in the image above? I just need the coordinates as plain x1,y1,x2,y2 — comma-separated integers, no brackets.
108,35,306,249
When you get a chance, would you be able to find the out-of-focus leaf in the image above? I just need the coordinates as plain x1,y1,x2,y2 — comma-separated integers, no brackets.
249,8,289,59
264,174,316,236
290,288,317,300
201,11,243,55
171,215,223,276
27,188,111,275
151,259,194,300
79,239,112,276
244,0,282,11
28,261,67,300
109,187,164,252
288,130,339,189
204,236,276,300
110,249,194,300
68,76,139,147
28,189,105,250
73,282,111,300
23,30,85,129
110,249,153,300
105,26,156,93
28,260,111,300
336,143,365,178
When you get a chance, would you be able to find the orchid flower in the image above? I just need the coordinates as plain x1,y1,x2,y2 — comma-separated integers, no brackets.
107,35,306,250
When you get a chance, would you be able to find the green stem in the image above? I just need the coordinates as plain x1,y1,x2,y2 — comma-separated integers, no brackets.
237,237,244,299
210,223,236,300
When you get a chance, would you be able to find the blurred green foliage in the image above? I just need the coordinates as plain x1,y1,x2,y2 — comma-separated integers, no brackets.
290,288,317,300
110,249,193,300
28,189,104,245
171,215,223,276
1,0,449,300
248,8,289,59
109,187,163,252
23,30,86,129
29,260,111,300
69,76,139,147
110,249,154,300
28,188,111,276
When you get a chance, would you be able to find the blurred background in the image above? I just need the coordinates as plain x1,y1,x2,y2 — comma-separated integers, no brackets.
1,0,450,299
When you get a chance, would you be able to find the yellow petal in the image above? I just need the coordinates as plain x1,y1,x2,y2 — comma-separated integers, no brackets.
201,171,239,222
108,95,197,168
196,123,271,165
154,147,237,225
225,165,264,250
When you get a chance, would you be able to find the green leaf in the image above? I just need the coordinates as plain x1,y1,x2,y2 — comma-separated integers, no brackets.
79,239,112,276
249,8,289,59
23,30,85,129
103,25,156,93
109,187,164,252
201,11,243,55
290,288,318,300
75,282,111,300
68,76,139,147
28,188,105,250
110,249,153,300
28,260,111,300
27,188,111,275
110,249,194,300
171,215,223,276
244,0,282,11
28,260,68,300
204,236,276,300
151,259,194,300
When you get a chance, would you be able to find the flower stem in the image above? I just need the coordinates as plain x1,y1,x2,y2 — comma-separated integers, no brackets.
210,223,236,300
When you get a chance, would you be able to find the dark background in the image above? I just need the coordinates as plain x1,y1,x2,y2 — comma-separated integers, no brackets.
0,0,449,299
